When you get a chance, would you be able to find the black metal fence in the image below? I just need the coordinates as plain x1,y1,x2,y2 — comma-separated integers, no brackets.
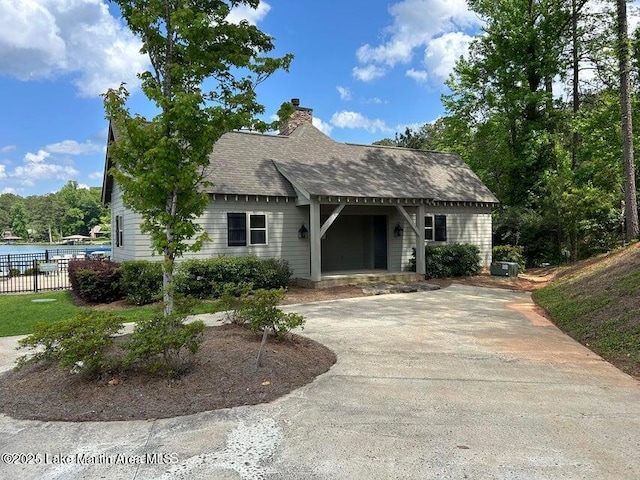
0,248,111,294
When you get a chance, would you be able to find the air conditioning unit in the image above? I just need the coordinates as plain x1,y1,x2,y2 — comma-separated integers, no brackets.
490,261,519,277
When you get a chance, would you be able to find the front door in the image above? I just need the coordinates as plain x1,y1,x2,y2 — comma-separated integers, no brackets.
373,215,387,269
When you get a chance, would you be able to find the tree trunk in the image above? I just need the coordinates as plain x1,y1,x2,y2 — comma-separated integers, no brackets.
163,186,179,317
571,0,580,169
617,0,640,240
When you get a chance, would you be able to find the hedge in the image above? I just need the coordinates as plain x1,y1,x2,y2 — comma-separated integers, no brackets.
68,259,123,303
174,256,292,299
120,260,164,305
410,244,482,278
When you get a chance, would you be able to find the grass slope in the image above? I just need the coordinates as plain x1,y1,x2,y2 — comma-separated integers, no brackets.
533,243,640,378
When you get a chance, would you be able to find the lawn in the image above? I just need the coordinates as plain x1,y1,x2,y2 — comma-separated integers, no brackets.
0,291,224,337
532,243,640,378
0,291,79,336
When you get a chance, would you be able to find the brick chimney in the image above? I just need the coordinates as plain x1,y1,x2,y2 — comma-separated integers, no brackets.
279,98,313,136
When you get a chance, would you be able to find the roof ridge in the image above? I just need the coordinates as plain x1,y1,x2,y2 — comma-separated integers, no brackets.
343,141,460,156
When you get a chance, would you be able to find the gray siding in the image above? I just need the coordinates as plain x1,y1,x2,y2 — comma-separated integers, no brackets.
109,187,310,278
393,205,493,270
110,182,151,263
109,179,492,278
192,197,310,278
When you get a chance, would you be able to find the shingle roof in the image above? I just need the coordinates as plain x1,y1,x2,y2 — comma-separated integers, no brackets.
203,123,498,203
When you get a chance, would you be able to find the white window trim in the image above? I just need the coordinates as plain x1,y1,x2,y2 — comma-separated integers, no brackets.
227,212,268,247
424,214,434,242
248,212,268,246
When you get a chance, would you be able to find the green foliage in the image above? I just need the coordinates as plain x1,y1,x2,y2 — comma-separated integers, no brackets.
0,183,107,242
174,256,292,299
16,311,124,376
492,245,526,273
122,315,205,376
120,260,163,305
68,259,123,304
225,288,305,339
103,0,293,316
9,202,29,240
410,244,482,278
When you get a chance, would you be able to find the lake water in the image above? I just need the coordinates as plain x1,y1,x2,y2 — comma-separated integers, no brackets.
0,244,111,256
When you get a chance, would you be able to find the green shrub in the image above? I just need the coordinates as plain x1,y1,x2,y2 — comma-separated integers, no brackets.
492,245,526,273
68,259,122,303
226,288,305,339
174,256,292,299
122,315,205,376
120,260,163,305
410,244,482,278
16,310,124,376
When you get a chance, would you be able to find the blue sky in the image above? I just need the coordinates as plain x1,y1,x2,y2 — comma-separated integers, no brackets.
5,0,629,197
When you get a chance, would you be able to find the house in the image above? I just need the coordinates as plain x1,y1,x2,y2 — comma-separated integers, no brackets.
102,99,499,287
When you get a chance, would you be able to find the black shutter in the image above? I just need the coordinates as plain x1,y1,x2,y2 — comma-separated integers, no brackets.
115,216,121,247
227,213,247,246
435,215,447,241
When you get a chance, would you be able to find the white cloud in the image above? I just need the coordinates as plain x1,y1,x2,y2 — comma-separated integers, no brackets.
312,117,333,136
330,111,391,133
336,86,352,101
226,1,271,25
12,162,79,185
406,68,429,83
45,139,103,155
352,65,386,82
8,147,79,186
0,0,149,97
423,31,473,81
2,187,18,195
354,0,480,83
77,183,90,190
24,149,50,164
0,164,6,179
89,171,104,180
363,97,386,104
0,145,17,154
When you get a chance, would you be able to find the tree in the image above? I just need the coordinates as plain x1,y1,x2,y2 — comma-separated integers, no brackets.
10,203,29,240
0,193,20,232
616,0,639,240
103,0,293,316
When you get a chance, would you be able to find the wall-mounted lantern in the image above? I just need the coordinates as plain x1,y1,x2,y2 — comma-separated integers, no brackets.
393,223,404,237
298,223,308,239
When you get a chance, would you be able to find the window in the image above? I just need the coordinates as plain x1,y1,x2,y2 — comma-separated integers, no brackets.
227,213,267,246
425,215,434,241
115,214,124,247
425,214,447,242
249,214,267,245
227,213,247,246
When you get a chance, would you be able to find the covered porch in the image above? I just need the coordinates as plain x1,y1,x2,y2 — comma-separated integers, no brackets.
296,196,429,288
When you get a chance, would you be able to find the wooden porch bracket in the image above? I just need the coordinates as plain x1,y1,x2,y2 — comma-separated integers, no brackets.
395,205,426,275
395,205,419,235
320,204,346,238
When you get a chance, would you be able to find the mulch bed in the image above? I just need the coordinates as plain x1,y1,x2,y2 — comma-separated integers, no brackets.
0,324,336,422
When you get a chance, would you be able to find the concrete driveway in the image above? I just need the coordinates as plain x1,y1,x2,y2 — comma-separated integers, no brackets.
0,285,638,479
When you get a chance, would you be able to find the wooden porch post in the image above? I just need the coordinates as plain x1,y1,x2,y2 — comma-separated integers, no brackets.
310,199,321,282
416,204,426,275
394,204,426,276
